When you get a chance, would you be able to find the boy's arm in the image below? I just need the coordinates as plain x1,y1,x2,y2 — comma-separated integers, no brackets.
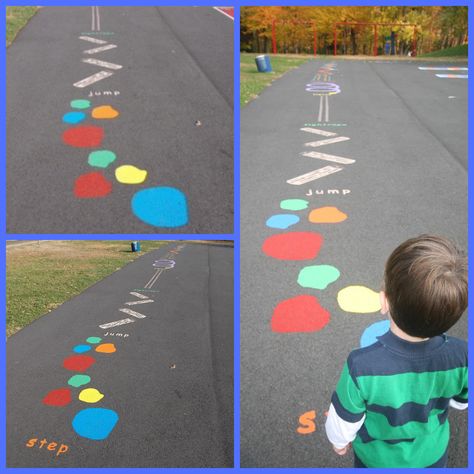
450,366,468,410
325,361,366,451
325,403,365,449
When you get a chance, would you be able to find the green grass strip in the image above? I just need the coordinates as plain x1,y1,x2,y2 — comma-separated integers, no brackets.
6,6,39,47
240,53,310,106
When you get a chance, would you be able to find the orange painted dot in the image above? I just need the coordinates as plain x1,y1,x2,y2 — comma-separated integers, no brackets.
95,343,116,354
92,105,119,119
309,206,347,223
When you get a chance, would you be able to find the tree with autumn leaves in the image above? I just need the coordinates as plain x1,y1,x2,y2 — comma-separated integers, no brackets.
240,6,467,55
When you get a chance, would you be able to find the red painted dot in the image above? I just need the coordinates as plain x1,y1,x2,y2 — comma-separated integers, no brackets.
262,232,323,260
63,355,96,372
42,388,72,406
74,172,112,198
271,295,330,333
63,126,104,147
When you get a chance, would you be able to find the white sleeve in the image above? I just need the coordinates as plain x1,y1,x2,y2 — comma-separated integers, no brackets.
449,398,468,410
325,403,366,449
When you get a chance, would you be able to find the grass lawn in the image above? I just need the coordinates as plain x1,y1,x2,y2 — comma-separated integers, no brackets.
6,240,169,337
240,53,311,106
420,44,468,58
6,6,39,47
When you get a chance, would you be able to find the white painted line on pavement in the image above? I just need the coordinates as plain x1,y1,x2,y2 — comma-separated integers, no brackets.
213,7,234,20
99,318,135,329
435,74,468,79
82,58,123,70
84,44,117,54
79,35,107,44
96,6,101,32
73,70,114,88
287,165,343,185
129,292,149,299
125,299,154,306
419,67,468,70
304,136,350,148
301,151,355,165
300,128,338,137
119,308,147,319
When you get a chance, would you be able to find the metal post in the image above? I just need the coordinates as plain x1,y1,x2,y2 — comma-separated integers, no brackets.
374,24,378,56
412,26,417,56
272,20,277,54
313,26,317,56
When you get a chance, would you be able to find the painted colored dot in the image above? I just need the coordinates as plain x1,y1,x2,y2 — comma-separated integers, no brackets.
131,187,188,228
95,343,116,354
280,199,309,211
86,337,102,344
70,99,91,109
42,388,72,407
79,388,104,404
337,285,381,313
115,165,148,184
63,111,86,124
297,265,340,290
309,206,348,223
68,375,91,388
73,344,92,353
72,408,119,441
360,320,390,348
63,355,96,372
266,214,300,229
88,150,117,168
92,105,119,119
74,172,112,198
271,295,330,333
262,232,323,260
63,126,104,147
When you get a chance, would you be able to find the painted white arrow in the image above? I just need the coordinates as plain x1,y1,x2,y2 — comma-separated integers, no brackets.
129,292,149,300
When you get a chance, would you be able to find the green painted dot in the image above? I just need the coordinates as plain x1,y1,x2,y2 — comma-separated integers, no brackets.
297,265,340,290
71,99,91,109
86,337,102,344
68,374,91,388
280,199,309,211
88,150,117,168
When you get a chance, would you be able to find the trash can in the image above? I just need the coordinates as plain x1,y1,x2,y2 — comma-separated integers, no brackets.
264,55,272,72
131,241,141,252
255,54,271,73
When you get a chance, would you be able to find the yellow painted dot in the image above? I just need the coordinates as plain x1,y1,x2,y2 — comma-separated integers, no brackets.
92,105,119,119
79,388,104,403
115,165,147,184
95,343,116,353
337,285,381,313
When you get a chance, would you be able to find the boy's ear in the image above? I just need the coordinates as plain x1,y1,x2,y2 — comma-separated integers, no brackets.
380,291,389,315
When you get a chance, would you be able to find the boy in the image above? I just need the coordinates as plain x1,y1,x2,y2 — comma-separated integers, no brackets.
325,235,468,468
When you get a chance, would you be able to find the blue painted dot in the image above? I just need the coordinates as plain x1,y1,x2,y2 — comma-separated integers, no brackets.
72,408,119,440
131,187,188,228
360,320,390,348
266,214,300,229
63,111,86,124
73,344,92,353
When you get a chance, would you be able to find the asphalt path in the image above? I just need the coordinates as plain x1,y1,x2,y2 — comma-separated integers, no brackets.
240,59,467,467
7,7,233,233
7,242,233,467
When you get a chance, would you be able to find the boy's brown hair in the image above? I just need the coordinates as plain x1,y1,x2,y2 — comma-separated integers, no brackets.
384,234,467,338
